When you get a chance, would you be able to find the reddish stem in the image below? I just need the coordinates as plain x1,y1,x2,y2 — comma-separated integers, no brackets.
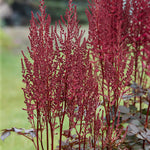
40,123,44,150
49,120,54,150
46,120,49,150
36,103,40,150
59,109,66,150
93,114,96,150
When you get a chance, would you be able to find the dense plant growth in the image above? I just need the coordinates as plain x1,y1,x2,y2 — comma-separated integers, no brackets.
1,0,150,149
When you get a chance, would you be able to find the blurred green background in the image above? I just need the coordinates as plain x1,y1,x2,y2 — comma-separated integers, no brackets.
0,0,88,26
0,27,34,150
0,0,88,149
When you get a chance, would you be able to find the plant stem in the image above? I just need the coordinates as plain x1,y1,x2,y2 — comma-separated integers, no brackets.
49,120,54,150
79,118,83,150
59,107,66,150
36,103,40,150
83,131,86,150
46,120,49,150
40,123,44,150
94,114,96,150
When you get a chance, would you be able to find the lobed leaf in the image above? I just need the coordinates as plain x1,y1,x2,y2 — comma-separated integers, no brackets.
0,127,36,141
0,131,11,141
119,106,130,114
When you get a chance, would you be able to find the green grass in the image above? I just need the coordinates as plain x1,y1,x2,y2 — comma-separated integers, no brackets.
0,50,34,150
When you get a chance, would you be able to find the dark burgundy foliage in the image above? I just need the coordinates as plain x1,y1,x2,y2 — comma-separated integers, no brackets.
1,0,150,150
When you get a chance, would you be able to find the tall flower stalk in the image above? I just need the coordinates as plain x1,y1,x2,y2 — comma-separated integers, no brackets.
86,0,133,148
21,0,98,149
21,1,59,149
129,1,150,119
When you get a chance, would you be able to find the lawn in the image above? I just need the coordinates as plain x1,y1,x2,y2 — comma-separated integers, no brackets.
0,27,37,149
0,50,35,150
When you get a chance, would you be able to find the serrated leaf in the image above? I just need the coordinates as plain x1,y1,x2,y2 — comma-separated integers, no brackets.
122,94,134,100
136,128,150,142
136,133,144,140
24,129,34,133
145,129,150,142
122,114,130,121
140,131,147,138
130,82,138,89
1,131,11,141
29,131,36,138
119,106,130,114
146,128,150,135
128,124,139,134
14,128,23,133
130,119,141,126
147,136,150,142
24,129,36,138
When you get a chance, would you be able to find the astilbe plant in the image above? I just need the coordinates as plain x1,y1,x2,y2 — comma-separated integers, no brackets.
1,0,150,150
21,1,59,149
129,0,150,129
120,1,150,149
21,0,98,150
52,1,99,149
86,0,133,149
128,0,150,113
129,0,150,84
